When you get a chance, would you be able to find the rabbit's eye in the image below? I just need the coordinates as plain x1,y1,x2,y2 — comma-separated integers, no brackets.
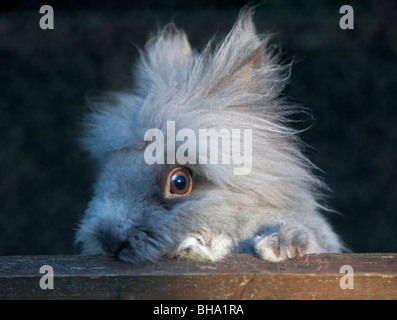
165,167,192,198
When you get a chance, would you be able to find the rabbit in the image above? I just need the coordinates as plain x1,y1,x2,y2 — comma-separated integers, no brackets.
75,8,343,263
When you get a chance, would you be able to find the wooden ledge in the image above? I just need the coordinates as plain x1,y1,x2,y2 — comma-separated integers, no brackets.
0,253,396,299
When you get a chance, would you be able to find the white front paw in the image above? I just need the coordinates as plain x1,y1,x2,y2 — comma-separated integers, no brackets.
168,228,232,262
254,227,309,262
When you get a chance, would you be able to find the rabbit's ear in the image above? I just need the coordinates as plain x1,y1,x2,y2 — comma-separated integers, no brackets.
132,24,193,97
152,23,192,60
199,8,280,96
135,24,193,85
229,43,265,89
243,43,266,69
145,23,192,63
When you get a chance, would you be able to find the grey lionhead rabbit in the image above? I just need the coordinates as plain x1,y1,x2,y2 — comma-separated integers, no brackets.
76,8,343,263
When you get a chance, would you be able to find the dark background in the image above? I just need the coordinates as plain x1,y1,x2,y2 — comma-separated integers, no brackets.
0,0,396,255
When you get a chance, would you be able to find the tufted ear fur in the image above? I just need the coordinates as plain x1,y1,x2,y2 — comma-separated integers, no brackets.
222,44,266,95
144,24,192,66
80,8,290,162
203,9,268,95
80,26,194,160
134,24,194,96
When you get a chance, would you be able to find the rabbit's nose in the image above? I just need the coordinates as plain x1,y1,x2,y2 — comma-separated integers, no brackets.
97,227,131,257
112,240,131,257
102,238,131,257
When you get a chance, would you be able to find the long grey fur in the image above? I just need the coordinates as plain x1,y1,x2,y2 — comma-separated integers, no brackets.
75,8,343,263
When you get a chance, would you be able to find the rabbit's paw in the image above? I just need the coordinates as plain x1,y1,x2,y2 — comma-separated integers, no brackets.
254,227,309,262
168,228,232,262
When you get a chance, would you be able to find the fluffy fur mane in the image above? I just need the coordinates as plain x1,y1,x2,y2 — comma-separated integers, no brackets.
76,7,344,264
81,9,324,213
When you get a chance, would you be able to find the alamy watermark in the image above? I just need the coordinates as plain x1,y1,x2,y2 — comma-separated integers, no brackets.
39,265,54,290
144,121,253,175
339,264,354,290
339,5,354,30
39,5,353,32
39,5,54,30
37,263,353,292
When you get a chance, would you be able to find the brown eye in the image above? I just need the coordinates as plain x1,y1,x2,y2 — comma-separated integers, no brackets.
165,167,192,199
